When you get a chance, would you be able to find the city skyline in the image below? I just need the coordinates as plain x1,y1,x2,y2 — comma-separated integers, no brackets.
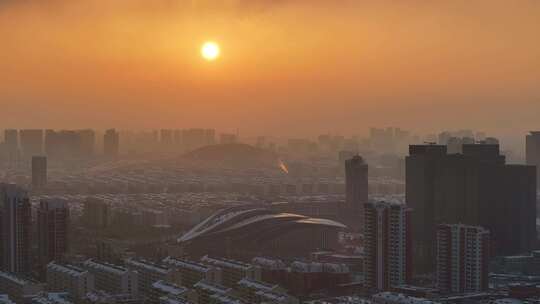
0,1,539,303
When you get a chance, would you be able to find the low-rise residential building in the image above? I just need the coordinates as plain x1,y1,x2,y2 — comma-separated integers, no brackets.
200,256,260,287
82,260,138,298
31,292,74,304
163,257,222,287
150,280,192,304
0,295,15,304
193,280,231,304
46,262,95,300
372,292,440,304
125,258,175,300
234,278,297,304
0,272,43,304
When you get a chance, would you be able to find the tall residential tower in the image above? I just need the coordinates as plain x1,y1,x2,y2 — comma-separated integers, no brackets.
363,201,412,291
0,184,31,274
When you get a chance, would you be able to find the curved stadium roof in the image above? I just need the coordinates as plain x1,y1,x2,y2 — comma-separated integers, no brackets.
178,205,346,244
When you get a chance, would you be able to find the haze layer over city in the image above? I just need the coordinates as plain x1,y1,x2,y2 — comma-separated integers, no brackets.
0,1,540,304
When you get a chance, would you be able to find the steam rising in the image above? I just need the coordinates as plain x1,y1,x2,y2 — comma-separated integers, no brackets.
278,159,289,174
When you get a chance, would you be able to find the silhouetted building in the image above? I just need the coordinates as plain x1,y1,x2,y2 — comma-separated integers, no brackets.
19,129,43,159
31,156,47,189
0,184,31,274
406,144,536,273
103,129,119,157
77,129,95,157
345,156,368,216
363,201,412,291
3,129,18,165
436,224,489,294
526,131,540,189
160,129,174,146
205,129,216,145
220,133,237,145
44,130,82,159
83,198,110,229
38,199,69,268
182,128,211,151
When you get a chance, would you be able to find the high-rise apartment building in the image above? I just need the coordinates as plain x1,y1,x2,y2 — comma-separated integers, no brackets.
38,199,69,268
77,129,95,157
19,129,43,159
82,198,110,229
182,129,210,151
31,156,47,189
44,129,95,159
103,129,119,157
160,129,174,146
3,129,18,165
345,155,368,215
363,201,412,291
205,129,216,146
406,144,536,273
0,184,31,274
436,224,489,294
526,131,540,189
219,133,237,145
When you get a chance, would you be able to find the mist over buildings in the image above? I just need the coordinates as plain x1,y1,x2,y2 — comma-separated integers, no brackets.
0,0,539,137
1,1,540,304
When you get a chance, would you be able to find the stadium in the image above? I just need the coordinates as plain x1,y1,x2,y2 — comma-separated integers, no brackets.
178,205,346,258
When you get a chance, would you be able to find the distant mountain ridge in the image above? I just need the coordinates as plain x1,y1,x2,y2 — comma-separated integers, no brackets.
182,143,279,168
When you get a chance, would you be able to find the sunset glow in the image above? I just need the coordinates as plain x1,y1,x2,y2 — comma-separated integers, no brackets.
0,1,538,135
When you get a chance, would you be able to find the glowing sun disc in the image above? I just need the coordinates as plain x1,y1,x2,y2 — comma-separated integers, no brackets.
201,41,220,61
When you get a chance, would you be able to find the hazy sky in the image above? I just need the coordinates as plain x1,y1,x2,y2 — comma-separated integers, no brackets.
1,0,539,137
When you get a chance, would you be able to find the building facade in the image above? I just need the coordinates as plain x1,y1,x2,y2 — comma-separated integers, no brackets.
31,156,47,189
82,259,138,298
526,131,540,189
46,262,95,300
125,258,175,300
38,199,69,268
0,184,31,274
162,257,222,288
103,129,119,157
345,156,368,224
0,272,43,304
406,144,536,273
19,129,43,159
363,201,412,291
436,224,489,294
200,256,261,288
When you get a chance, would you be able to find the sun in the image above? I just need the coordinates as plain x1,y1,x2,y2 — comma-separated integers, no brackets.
201,41,220,61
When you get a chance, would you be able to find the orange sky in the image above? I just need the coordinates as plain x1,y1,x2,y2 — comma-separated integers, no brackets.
0,0,539,137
